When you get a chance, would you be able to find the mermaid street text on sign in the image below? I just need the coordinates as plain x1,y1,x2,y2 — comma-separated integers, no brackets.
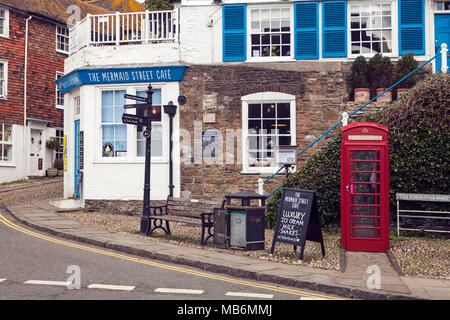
270,188,325,262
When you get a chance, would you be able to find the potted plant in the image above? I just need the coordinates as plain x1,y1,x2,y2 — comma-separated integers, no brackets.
368,53,393,102
349,56,370,102
54,158,64,176
394,52,418,99
46,137,60,177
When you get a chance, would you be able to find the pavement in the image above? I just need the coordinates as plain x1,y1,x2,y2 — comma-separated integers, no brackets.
2,198,450,300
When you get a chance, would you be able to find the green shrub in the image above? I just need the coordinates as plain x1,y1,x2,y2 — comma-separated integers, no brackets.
350,56,370,89
395,53,419,88
266,73,449,227
368,53,393,90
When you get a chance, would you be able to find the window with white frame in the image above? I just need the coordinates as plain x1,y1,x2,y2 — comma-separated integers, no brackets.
56,72,64,108
136,89,163,158
350,3,393,56
0,8,9,38
0,123,13,163
101,90,127,158
0,61,6,98
55,129,64,160
74,96,80,117
242,93,296,173
250,7,292,58
56,26,69,53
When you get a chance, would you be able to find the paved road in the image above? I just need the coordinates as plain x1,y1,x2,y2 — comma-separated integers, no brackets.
0,210,345,302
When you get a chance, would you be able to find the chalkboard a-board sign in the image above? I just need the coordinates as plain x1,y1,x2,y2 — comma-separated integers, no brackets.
270,188,325,263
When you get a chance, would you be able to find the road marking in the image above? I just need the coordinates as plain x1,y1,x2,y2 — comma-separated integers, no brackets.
300,296,330,300
0,214,345,300
0,279,6,283
88,284,135,291
24,280,70,287
225,292,274,299
155,288,204,295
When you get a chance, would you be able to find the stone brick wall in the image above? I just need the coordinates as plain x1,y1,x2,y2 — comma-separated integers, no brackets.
0,9,65,128
178,62,352,202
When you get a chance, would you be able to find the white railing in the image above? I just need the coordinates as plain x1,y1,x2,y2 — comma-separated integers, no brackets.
70,9,179,54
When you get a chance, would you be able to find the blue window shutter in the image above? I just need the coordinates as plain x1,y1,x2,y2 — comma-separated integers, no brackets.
295,2,319,59
399,0,425,55
223,4,246,62
322,1,347,58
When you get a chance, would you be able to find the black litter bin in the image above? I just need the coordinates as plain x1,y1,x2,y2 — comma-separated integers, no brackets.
213,192,266,251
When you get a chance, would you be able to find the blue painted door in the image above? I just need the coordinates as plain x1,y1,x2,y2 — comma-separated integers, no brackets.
74,120,80,198
435,14,450,73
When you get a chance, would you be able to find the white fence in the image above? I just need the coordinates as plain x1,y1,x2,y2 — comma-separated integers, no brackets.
70,9,179,54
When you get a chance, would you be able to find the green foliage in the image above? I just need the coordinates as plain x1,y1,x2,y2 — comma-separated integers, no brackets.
144,0,173,11
350,55,370,89
368,53,393,89
266,73,450,227
395,53,419,88
46,137,60,151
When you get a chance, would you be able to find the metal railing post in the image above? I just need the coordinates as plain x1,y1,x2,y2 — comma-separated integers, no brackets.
115,12,120,45
144,10,150,43
441,43,448,73
342,112,349,127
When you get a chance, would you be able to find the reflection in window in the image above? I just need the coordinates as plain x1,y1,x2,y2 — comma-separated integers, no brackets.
247,102,292,167
136,89,162,157
0,123,12,162
350,3,392,55
250,7,291,57
101,90,127,157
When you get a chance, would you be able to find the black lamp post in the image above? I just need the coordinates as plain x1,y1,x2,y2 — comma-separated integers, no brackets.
164,101,177,197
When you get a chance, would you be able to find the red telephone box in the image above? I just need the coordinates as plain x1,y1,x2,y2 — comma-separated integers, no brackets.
341,122,389,252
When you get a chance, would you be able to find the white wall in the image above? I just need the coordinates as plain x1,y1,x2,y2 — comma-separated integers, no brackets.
179,4,223,64
64,83,181,201
0,125,24,184
65,43,180,74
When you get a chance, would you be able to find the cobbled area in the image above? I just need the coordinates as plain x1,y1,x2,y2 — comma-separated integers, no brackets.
0,178,63,207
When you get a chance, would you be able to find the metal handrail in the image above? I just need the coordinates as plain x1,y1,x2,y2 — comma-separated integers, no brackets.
264,49,444,199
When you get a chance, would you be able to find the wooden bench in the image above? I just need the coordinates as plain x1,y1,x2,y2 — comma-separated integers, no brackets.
145,196,225,246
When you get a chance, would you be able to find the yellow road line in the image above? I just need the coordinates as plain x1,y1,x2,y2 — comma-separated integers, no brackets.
0,213,345,300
